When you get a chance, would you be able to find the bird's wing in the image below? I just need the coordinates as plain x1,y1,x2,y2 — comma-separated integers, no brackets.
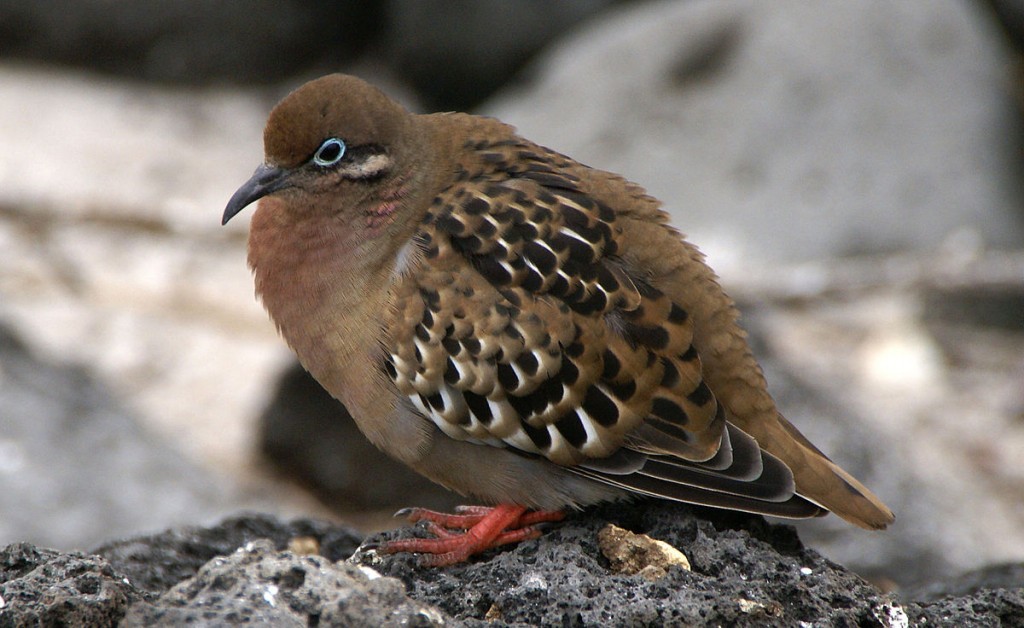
385,139,824,519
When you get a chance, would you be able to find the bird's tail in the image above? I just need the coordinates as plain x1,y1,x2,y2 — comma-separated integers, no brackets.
760,413,895,530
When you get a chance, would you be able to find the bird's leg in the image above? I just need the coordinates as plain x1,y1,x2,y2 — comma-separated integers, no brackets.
378,503,566,567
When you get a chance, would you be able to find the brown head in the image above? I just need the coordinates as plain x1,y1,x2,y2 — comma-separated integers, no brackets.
222,74,433,243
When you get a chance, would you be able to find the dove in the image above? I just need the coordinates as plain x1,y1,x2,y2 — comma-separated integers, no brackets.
223,74,893,566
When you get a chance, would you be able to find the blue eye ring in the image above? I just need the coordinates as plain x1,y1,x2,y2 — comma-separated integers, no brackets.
312,138,346,167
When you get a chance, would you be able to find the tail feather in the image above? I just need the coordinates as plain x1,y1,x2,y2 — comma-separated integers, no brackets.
760,414,894,530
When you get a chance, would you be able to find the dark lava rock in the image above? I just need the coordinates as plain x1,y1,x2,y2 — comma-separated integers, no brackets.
2,509,1021,626
0,542,143,626
901,561,1024,626
93,513,363,594
124,539,444,627
906,587,1024,627
362,501,898,626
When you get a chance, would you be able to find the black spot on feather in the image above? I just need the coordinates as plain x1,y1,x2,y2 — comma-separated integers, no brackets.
687,381,713,407
602,350,621,379
464,197,490,215
668,303,688,324
463,391,493,426
651,397,688,426
522,419,552,450
444,358,460,385
497,362,519,390
606,379,637,401
442,336,461,356
582,387,619,427
555,410,588,448
516,351,540,377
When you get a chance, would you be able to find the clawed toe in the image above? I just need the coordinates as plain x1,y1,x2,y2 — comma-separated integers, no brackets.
376,503,566,567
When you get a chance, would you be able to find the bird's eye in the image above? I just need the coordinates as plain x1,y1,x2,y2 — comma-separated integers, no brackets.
312,138,346,167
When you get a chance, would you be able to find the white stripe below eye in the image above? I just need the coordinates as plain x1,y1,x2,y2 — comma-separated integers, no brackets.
341,153,392,178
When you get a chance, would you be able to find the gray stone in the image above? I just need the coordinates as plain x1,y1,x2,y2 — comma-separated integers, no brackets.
745,320,943,587
484,0,1024,276
0,542,143,626
124,539,443,627
0,324,265,551
2,512,1021,626
385,0,623,109
0,1,380,84
363,501,1023,626
905,561,1024,603
0,65,313,530
94,513,364,595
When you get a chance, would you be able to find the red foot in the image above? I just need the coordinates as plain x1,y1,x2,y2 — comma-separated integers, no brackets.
376,504,566,567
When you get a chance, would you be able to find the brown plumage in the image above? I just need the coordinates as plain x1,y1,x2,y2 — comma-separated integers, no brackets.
224,74,893,563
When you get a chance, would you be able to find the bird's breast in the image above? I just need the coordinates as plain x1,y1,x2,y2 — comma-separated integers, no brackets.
247,200,399,414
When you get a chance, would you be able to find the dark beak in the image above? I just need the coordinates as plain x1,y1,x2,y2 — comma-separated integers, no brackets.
222,164,290,225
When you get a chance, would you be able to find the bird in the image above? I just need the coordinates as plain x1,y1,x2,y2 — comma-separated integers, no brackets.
223,73,894,567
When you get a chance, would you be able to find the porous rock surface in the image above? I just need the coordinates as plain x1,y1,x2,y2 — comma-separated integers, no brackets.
3,508,1021,626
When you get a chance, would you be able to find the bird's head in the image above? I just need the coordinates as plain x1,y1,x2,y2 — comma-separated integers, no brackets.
222,74,424,237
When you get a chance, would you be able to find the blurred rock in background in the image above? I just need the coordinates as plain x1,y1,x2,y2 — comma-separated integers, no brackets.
0,0,1022,593
483,0,1024,272
0,1,383,84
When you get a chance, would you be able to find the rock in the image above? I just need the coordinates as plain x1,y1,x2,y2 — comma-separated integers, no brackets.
0,64,289,486
364,503,873,625
989,0,1024,50
93,513,364,594
0,0,627,109
597,523,690,580
907,588,1024,626
361,501,1021,626
903,561,1024,603
733,253,1024,587
0,542,143,626
0,1,382,84
1,510,1021,626
0,323,269,551
384,0,622,110
125,539,443,626
483,0,1024,276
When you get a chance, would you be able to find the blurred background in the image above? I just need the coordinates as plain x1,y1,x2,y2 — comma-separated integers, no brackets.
1,0,1022,591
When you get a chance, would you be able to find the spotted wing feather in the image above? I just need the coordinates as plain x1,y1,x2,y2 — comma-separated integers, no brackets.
386,137,823,518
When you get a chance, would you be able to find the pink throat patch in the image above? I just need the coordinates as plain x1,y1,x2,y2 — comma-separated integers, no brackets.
364,179,409,236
